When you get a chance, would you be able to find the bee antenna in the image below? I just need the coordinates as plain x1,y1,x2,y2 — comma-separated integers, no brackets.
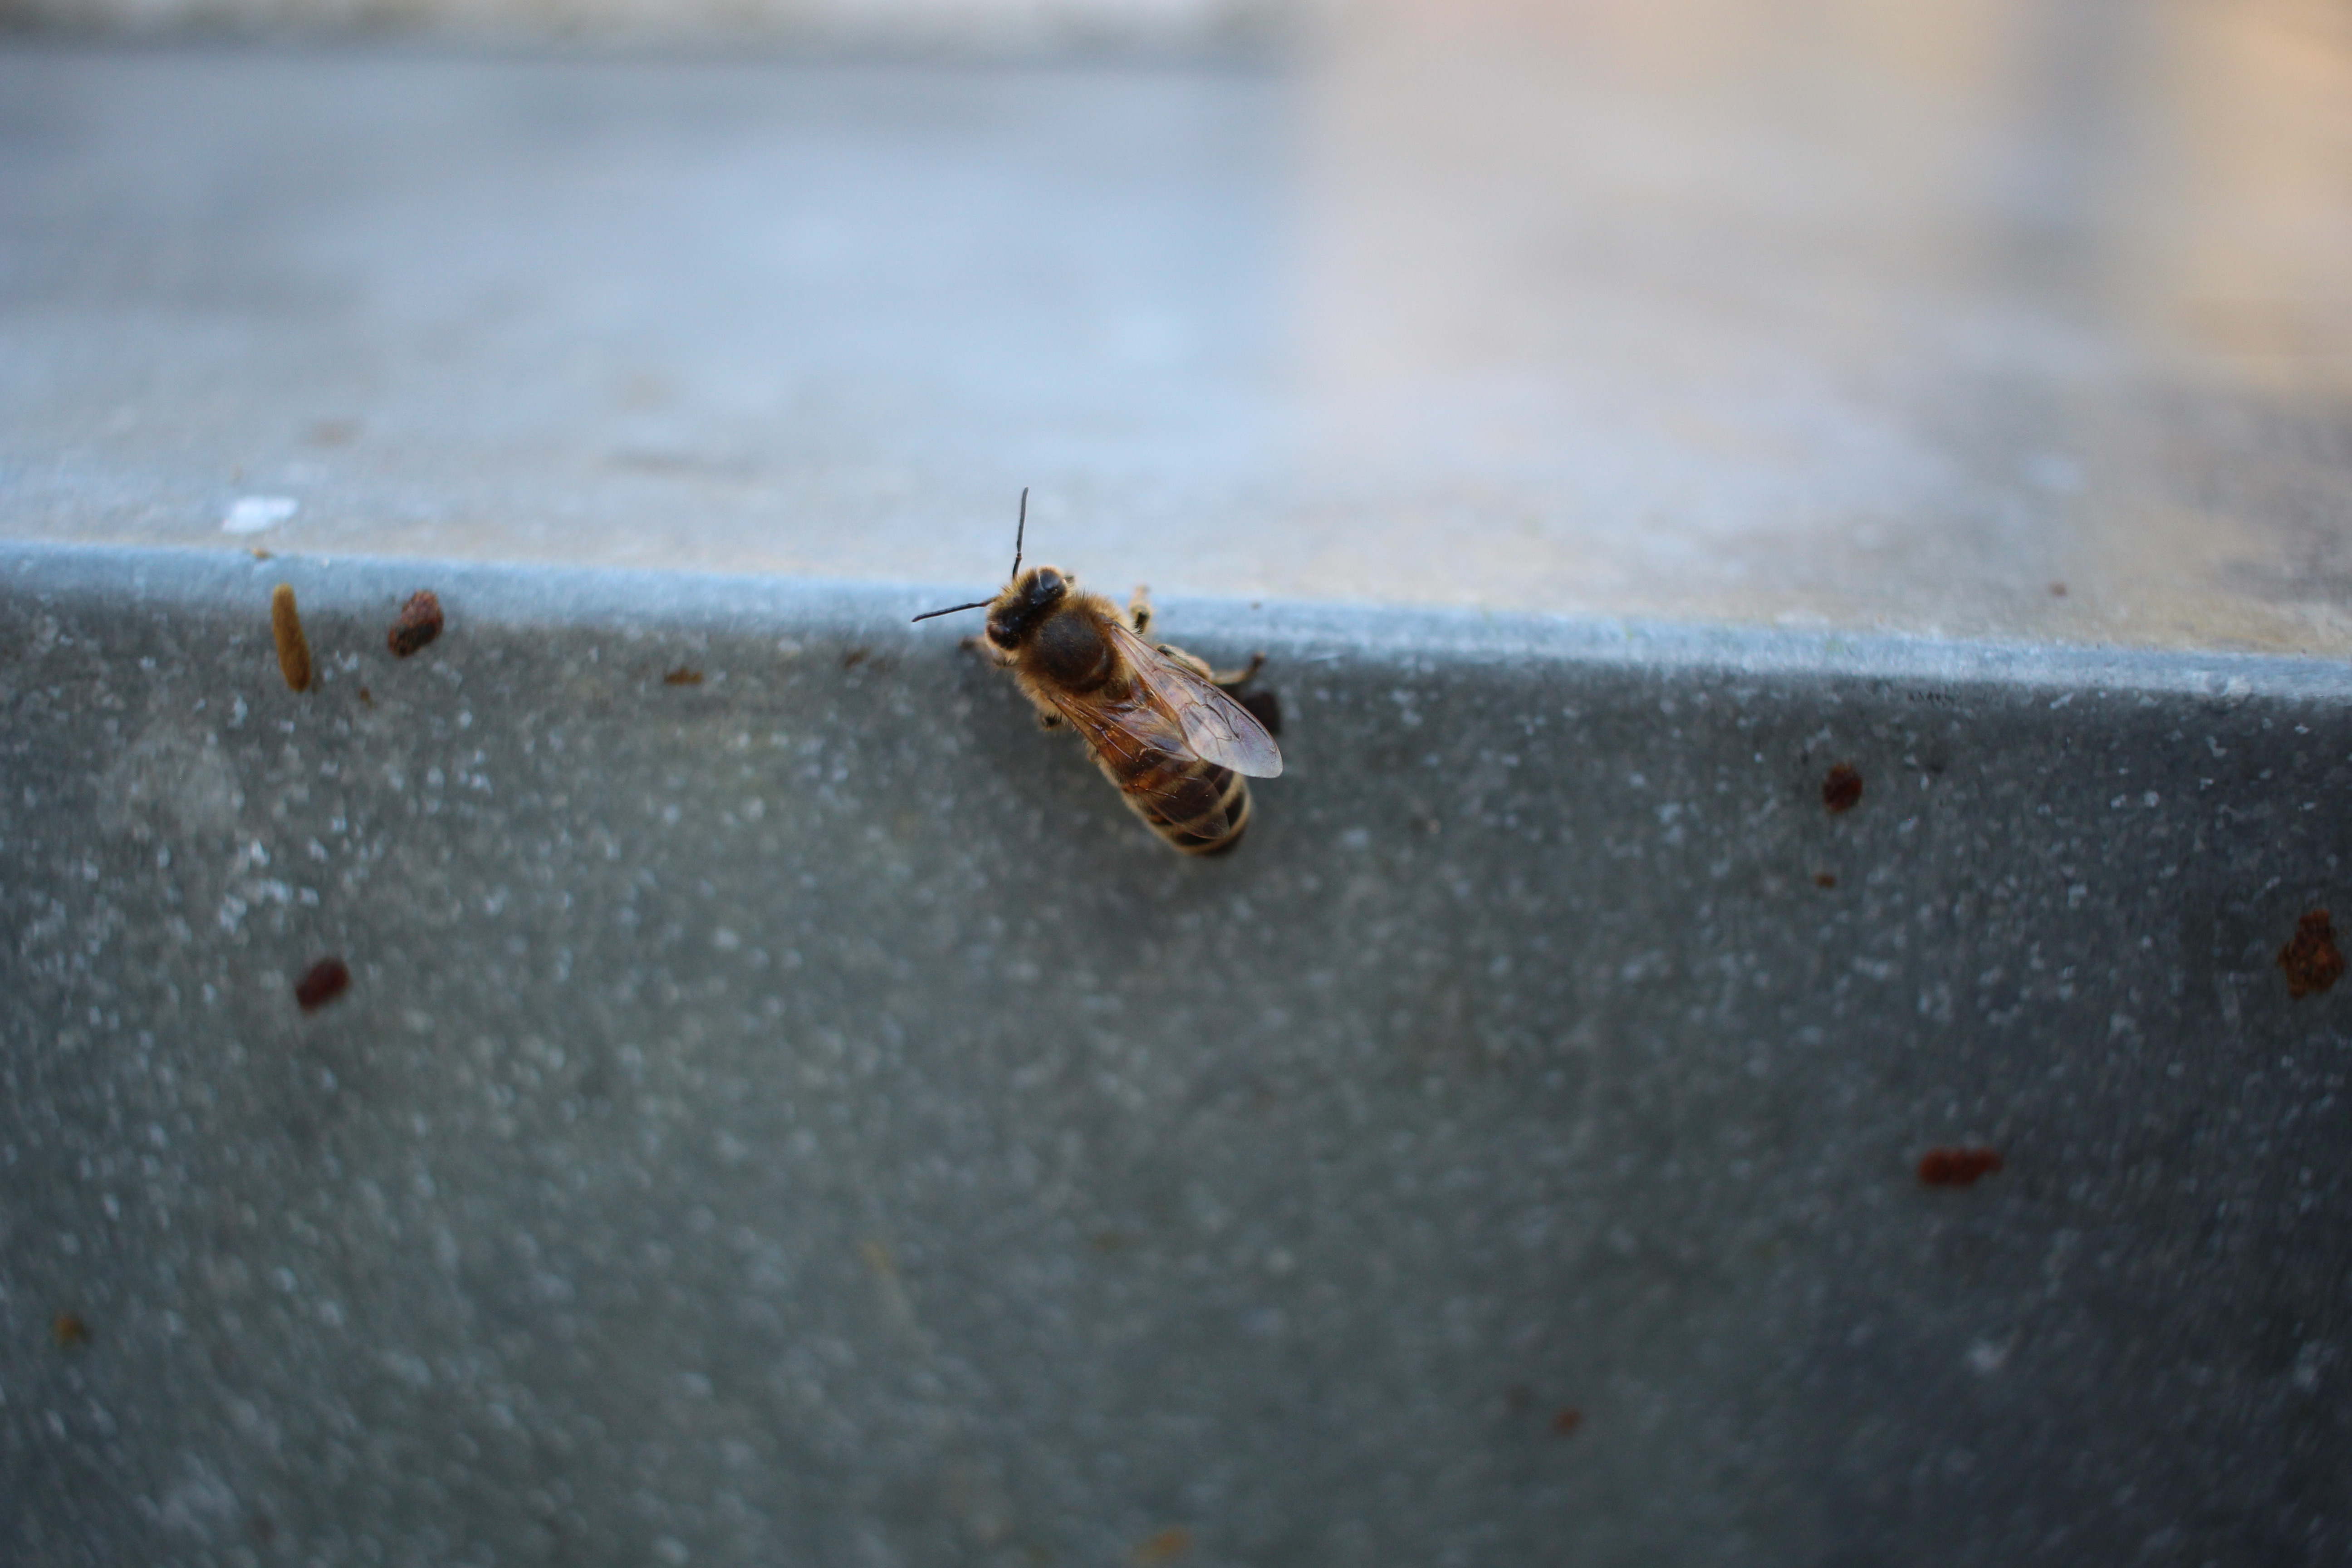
911,487,1029,624
1009,486,1028,582
911,598,991,624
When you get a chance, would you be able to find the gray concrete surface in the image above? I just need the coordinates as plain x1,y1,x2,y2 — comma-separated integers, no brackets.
5,12,2352,652
3,0,1292,52
5,542,2350,1565
8,12,2352,1563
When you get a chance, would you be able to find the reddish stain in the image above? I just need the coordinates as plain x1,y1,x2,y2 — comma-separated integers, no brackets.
2048,582,2068,597
386,590,444,658
1132,1526,1194,1564
842,647,870,670
663,666,704,686
1813,872,1838,889
1916,1147,2003,1187
1821,763,1864,814
1550,1406,1584,1436
2279,909,2347,998
358,686,373,705
294,957,352,1013
51,1311,89,1347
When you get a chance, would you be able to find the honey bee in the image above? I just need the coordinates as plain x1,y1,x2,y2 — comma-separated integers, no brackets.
914,490,1282,855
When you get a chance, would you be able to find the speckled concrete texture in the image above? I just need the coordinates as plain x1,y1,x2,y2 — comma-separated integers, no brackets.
4,544,2350,1566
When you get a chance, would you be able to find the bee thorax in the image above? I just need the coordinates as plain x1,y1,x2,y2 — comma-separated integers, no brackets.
1029,610,1114,690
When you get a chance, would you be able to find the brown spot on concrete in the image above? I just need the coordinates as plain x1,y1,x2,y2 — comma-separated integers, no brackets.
1917,1147,2003,1187
295,957,352,1013
1822,762,1863,814
1132,1526,1193,1564
270,584,311,693
387,591,443,658
2279,909,2346,998
663,666,704,686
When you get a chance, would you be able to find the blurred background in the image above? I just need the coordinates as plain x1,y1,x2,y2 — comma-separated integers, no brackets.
4,0,2350,651
2,0,1292,51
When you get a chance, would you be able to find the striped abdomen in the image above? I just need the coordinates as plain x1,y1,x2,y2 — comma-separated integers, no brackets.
1093,744,1252,856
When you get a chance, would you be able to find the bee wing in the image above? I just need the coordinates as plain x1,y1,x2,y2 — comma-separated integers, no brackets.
1041,678,1190,777
1103,619,1284,779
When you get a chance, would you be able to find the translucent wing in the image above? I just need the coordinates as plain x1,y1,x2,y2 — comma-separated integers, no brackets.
1040,677,1189,778
1034,676,1231,824
1102,618,1284,778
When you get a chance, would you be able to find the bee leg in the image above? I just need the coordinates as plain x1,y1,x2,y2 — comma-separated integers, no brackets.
1127,584,1153,636
959,634,1012,670
1013,684,1064,730
1157,638,1264,691
1155,643,1214,680
1208,652,1267,690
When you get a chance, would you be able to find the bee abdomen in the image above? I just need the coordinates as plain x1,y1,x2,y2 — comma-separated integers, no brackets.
1102,751,1253,856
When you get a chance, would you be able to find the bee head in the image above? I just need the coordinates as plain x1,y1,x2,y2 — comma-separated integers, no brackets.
986,565,1068,649
909,489,1049,634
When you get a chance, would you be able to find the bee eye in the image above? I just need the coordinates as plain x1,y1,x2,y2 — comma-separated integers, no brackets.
987,622,1019,648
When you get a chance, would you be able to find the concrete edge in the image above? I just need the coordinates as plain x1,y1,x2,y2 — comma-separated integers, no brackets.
7,539,2349,704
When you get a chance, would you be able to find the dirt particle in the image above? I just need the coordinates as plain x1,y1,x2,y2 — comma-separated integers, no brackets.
294,957,352,1013
386,590,443,658
2048,582,2068,597
2279,909,2346,998
358,686,373,706
1821,762,1863,814
842,647,870,670
663,666,704,686
1131,1526,1193,1564
51,1311,89,1348
1917,1146,2003,1187
270,584,312,693
249,547,273,560
1239,687,1283,738
1813,872,1837,889
1550,1406,1584,1436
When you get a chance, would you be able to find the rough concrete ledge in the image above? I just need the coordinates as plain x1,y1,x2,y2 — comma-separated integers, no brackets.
4,544,2349,1567
11,540,2350,695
